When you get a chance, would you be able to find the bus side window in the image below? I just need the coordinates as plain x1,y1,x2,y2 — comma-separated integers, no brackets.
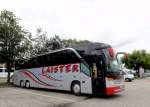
81,63,91,77
32,58,38,68
0,69,2,72
22,60,28,69
38,55,47,67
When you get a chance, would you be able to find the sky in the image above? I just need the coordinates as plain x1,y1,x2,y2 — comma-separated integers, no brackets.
0,0,150,53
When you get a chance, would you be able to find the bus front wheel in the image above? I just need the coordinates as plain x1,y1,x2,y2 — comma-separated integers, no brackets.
71,82,81,95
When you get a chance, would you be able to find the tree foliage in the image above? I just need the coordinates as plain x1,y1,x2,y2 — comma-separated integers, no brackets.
31,31,93,55
31,28,63,55
125,50,150,70
0,9,32,82
31,28,49,55
62,39,91,47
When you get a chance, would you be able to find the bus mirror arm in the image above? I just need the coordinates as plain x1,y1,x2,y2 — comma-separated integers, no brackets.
116,52,128,70
116,52,128,63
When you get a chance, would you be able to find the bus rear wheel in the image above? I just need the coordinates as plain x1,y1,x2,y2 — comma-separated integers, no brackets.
20,80,24,87
25,81,30,88
71,82,81,95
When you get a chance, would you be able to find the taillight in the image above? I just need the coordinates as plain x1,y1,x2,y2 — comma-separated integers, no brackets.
108,48,114,58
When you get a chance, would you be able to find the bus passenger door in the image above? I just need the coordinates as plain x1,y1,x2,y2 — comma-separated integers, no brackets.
92,60,106,94
80,63,92,94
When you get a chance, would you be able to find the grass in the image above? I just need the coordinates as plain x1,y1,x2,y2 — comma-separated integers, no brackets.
0,78,7,82
0,78,13,88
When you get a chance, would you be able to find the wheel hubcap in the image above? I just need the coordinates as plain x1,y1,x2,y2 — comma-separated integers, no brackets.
73,84,80,94
26,82,30,88
21,82,24,87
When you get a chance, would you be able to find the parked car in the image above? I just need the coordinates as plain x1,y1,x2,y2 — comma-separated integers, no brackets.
123,68,136,74
122,70,134,82
143,69,150,77
0,68,13,78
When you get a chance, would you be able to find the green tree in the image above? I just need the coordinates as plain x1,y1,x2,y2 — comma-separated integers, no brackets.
31,28,49,55
0,10,32,83
62,39,91,47
31,28,64,55
48,35,63,50
125,50,150,70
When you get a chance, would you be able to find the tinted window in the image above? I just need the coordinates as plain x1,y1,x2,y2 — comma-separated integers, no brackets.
16,59,30,69
29,57,38,68
0,69,3,72
81,63,90,76
15,49,81,69
44,49,80,66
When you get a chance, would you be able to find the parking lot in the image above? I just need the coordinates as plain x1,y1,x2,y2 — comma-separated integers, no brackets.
1,78,150,107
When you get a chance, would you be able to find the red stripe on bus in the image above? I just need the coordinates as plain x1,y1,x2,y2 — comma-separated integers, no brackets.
21,71,56,87
25,70,57,87
42,74,62,81
42,67,62,81
22,71,46,86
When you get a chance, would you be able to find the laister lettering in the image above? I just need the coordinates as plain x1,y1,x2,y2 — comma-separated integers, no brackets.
47,67,51,73
51,66,54,73
72,64,79,72
59,65,64,73
66,64,71,72
42,67,47,75
54,66,58,73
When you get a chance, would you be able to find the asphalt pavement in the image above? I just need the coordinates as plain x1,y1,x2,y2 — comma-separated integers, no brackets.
0,78,150,107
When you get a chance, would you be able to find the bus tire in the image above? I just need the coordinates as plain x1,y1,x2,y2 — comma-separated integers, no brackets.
25,81,30,88
71,82,81,95
20,80,24,87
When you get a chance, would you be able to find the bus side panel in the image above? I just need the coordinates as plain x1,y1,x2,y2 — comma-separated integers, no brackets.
13,63,82,91
13,70,28,86
60,64,80,91
39,64,81,91
13,69,55,89
16,68,61,89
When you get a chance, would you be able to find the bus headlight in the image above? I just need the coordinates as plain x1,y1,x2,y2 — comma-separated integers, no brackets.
106,77,114,86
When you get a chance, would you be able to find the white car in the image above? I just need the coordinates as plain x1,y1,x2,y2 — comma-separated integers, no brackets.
0,68,13,78
122,70,134,82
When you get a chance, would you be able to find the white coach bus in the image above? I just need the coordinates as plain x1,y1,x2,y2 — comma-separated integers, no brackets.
13,43,125,95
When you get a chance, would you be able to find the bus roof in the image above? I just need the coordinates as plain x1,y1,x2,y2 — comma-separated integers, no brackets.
17,48,81,61
17,42,111,61
70,42,111,55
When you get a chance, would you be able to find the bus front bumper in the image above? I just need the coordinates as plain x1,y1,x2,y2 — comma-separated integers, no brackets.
106,85,125,95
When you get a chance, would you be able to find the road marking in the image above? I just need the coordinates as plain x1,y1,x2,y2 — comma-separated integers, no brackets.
12,89,76,103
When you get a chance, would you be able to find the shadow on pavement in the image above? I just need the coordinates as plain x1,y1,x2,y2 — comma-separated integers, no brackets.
14,85,123,100
87,93,123,99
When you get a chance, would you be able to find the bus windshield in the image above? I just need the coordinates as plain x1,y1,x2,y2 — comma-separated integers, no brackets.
107,59,121,75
